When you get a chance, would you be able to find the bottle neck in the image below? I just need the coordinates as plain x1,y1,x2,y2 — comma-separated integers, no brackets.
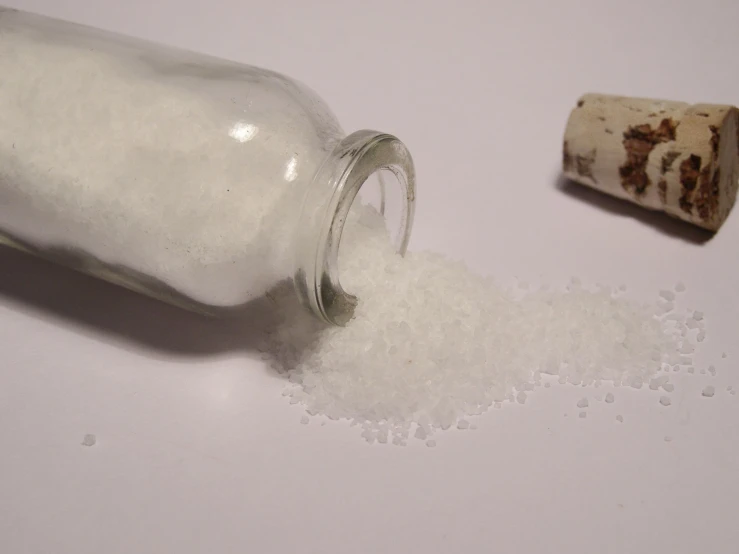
294,130,416,326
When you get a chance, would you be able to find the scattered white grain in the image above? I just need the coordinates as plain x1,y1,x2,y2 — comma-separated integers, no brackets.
577,398,589,408
426,440,437,448
664,436,673,442
457,420,470,430
662,383,675,393
579,411,587,419
659,396,671,407
267,204,706,443
708,365,716,377
675,282,686,292
300,416,309,425
616,415,624,422
702,386,715,398
81,434,96,447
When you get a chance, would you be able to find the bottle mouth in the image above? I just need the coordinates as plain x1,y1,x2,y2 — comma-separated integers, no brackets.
294,130,416,326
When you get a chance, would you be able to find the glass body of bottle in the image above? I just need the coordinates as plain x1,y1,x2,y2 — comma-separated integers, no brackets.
0,8,415,325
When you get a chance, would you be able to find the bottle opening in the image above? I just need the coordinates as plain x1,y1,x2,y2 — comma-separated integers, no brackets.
356,166,409,252
338,167,409,297
294,131,416,326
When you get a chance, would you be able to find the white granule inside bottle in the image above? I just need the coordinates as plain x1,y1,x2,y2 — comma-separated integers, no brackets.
0,23,304,306
266,204,705,443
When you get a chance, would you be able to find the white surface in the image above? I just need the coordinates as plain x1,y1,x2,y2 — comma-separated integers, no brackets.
1,1,738,553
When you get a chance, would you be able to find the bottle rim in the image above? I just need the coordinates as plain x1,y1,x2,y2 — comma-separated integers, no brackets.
294,130,416,326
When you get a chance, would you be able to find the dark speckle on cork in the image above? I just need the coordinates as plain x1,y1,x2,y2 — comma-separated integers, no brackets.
678,154,702,214
563,141,573,171
680,155,702,190
658,179,667,204
575,149,597,182
577,99,585,108
709,125,720,159
654,118,678,142
619,118,678,197
694,166,719,221
661,151,680,175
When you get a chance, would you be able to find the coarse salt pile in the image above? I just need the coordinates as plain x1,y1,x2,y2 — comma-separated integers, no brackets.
265,204,708,445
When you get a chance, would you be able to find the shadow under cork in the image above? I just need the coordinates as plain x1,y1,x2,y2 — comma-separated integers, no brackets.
555,174,715,245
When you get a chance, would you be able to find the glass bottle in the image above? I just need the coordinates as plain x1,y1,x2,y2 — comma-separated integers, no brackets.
0,8,415,325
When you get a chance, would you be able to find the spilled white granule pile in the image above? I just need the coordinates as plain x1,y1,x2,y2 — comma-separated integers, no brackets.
265,205,706,444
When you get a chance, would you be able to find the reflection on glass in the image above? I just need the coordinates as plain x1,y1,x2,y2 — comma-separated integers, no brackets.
228,121,258,142
284,156,298,182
